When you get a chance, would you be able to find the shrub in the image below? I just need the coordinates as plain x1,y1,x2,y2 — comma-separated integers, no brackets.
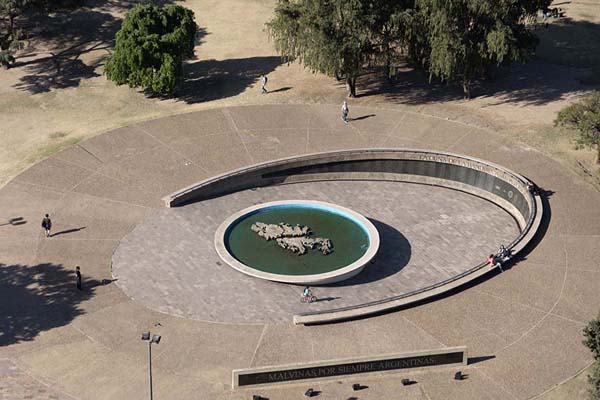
105,4,197,95
555,92,600,164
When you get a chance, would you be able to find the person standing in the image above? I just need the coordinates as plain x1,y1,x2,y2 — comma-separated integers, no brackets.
260,75,268,94
41,213,52,237
341,101,349,124
75,266,82,291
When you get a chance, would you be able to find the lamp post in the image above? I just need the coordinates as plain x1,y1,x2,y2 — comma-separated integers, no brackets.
141,331,161,400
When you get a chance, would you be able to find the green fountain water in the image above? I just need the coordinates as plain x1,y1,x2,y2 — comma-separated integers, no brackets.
225,205,370,275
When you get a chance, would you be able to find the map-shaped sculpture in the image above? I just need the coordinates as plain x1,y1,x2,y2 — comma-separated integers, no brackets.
250,222,332,255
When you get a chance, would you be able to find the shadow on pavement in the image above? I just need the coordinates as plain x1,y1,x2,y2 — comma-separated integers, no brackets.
0,217,26,227
51,226,87,237
328,218,411,287
0,263,101,346
467,355,496,365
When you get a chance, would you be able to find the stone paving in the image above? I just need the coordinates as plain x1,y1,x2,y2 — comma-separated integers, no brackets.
113,180,518,323
0,104,599,400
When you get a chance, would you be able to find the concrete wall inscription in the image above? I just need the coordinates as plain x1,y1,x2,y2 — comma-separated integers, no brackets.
233,347,467,388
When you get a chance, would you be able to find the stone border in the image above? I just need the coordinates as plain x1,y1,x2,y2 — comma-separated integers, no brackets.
214,200,380,285
164,148,542,324
232,346,467,388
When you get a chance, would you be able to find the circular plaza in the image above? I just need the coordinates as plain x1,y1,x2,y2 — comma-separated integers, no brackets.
1,104,598,399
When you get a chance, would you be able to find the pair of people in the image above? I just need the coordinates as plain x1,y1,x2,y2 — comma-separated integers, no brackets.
488,245,512,272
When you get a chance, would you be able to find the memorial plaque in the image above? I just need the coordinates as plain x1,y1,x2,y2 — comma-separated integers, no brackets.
233,347,467,388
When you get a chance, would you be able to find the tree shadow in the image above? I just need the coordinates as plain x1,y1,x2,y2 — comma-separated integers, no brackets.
327,219,411,287
358,19,600,106
0,263,101,347
12,0,177,93
174,56,284,104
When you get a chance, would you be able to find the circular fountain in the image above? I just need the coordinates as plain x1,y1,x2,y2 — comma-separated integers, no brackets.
214,200,380,285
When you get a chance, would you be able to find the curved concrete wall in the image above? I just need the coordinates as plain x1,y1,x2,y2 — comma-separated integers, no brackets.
164,149,534,229
163,149,542,324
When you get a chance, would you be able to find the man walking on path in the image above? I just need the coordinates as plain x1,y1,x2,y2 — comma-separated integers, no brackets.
75,266,82,291
341,101,349,124
41,214,52,237
260,75,268,94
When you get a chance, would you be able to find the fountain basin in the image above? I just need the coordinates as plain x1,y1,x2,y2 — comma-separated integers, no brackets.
214,200,380,285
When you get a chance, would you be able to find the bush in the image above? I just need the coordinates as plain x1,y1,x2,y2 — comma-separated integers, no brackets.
555,92,600,164
0,51,15,69
589,362,600,400
584,312,600,361
584,313,600,400
105,4,197,95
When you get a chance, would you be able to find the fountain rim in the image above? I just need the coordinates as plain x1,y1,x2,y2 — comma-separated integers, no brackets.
214,200,381,285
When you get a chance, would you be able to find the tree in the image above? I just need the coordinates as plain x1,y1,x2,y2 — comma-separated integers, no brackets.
584,313,600,399
266,0,410,97
589,363,600,400
555,92,600,165
1,0,85,68
105,4,197,95
408,0,549,98
584,312,600,360
0,0,30,67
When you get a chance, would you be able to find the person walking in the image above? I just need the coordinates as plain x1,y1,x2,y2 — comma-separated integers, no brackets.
341,101,349,124
75,266,82,291
260,75,268,94
41,213,52,237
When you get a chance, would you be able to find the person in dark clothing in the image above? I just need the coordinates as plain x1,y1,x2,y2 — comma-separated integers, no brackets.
41,214,52,237
75,266,82,291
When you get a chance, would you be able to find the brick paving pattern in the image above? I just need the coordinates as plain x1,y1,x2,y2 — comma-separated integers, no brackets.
113,180,518,323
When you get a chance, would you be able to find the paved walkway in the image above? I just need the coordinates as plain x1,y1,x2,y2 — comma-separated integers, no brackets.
1,104,599,399
113,180,518,323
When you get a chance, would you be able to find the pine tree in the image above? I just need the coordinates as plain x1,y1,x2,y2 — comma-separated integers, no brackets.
267,0,410,97
105,4,197,95
408,0,548,98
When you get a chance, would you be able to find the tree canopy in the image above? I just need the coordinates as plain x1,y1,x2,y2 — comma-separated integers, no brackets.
555,91,600,164
267,0,549,98
266,0,411,97
105,4,197,95
1,0,32,67
1,0,85,67
409,0,548,98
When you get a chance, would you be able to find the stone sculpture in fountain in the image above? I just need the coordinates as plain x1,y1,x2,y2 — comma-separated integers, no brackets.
250,222,332,255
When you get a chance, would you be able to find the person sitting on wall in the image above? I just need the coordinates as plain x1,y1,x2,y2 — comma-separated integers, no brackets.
498,245,511,262
527,182,539,196
488,254,503,272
